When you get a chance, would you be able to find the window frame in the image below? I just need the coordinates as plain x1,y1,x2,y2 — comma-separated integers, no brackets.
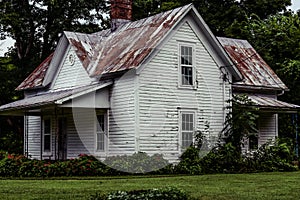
95,112,108,153
179,110,196,151
42,118,52,155
178,43,196,89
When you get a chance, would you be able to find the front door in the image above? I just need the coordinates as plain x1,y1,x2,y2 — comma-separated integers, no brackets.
58,118,67,160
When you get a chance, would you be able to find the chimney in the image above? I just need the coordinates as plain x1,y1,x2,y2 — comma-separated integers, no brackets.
111,0,132,31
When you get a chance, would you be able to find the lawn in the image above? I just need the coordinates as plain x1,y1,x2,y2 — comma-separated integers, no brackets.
0,172,300,199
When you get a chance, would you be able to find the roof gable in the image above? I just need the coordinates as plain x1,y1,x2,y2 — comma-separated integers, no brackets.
218,37,288,91
16,53,54,91
66,4,192,77
17,4,242,91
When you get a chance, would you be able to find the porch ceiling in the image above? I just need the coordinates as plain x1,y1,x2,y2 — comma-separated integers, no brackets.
0,82,112,116
247,95,300,113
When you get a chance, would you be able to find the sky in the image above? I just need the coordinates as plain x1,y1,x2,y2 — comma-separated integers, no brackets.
0,1,300,56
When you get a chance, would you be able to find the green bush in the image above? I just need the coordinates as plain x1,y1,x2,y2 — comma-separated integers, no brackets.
89,187,189,200
174,147,202,174
104,152,170,174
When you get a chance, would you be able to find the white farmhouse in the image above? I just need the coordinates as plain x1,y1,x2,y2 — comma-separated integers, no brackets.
0,2,298,161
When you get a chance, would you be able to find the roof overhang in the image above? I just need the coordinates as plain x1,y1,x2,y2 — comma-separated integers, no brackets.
0,82,112,116
246,95,300,113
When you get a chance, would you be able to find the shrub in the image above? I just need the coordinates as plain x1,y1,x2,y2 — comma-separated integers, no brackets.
104,152,170,174
89,187,189,200
174,147,202,174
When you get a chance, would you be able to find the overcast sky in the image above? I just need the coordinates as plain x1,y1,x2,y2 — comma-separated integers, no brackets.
1,1,300,56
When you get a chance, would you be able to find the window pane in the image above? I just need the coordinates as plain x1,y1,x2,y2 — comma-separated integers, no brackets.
44,119,51,152
44,119,51,134
97,132,105,151
97,115,104,132
182,66,193,85
181,112,194,149
44,135,51,152
96,114,105,151
182,132,193,148
181,46,193,65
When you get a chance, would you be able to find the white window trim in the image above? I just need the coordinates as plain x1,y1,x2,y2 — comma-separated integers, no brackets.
95,111,108,154
179,109,197,152
42,117,52,156
178,43,197,89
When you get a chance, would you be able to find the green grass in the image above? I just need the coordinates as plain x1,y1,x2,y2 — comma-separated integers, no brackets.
0,172,300,199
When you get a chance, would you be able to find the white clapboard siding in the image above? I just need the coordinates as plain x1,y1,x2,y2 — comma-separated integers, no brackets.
25,115,41,159
52,48,92,90
259,113,277,145
108,72,136,156
66,108,96,159
138,21,229,162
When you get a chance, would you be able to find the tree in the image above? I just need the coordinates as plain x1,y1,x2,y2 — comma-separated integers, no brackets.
226,12,300,140
0,0,109,70
223,94,259,151
133,0,292,36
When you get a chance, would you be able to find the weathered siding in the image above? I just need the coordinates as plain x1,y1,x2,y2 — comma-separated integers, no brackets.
108,72,136,156
25,115,41,159
67,108,96,158
52,48,92,90
138,21,229,161
258,113,277,145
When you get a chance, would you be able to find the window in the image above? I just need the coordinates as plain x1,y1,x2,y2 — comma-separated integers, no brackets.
43,119,51,153
96,114,106,151
180,111,195,149
249,134,258,150
180,45,195,87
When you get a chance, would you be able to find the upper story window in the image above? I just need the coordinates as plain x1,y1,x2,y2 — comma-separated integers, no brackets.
179,45,196,88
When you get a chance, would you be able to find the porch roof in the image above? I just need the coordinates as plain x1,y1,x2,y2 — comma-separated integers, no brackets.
0,82,112,115
247,95,300,113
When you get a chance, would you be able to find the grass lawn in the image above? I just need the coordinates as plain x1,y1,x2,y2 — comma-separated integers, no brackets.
0,172,300,199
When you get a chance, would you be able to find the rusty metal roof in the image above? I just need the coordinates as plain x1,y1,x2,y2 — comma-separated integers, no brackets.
247,94,300,112
16,53,54,91
66,4,192,77
16,5,191,91
217,37,288,91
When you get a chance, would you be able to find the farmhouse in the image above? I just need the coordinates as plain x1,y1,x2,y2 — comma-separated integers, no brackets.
0,1,298,161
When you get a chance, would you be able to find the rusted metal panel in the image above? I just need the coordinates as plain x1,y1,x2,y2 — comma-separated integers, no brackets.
16,4,191,91
248,94,300,111
217,37,288,91
65,4,191,78
16,53,54,91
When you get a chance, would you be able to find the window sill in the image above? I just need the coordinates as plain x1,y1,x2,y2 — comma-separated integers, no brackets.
178,85,197,90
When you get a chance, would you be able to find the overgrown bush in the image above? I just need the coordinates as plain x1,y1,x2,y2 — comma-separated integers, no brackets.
89,187,190,200
103,152,170,174
174,139,298,174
